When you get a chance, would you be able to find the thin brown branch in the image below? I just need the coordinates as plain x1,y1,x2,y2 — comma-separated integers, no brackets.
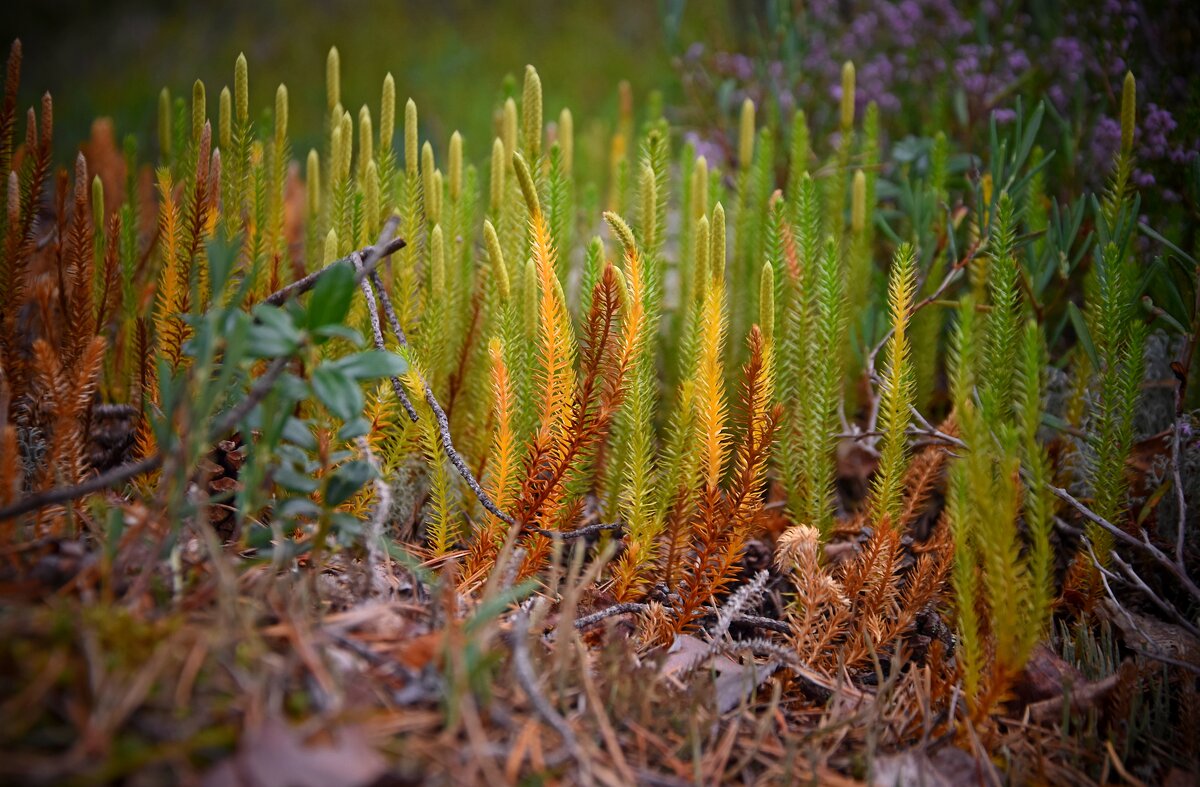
510,608,583,764
261,235,406,307
1052,484,1200,604
573,602,648,631
0,356,289,522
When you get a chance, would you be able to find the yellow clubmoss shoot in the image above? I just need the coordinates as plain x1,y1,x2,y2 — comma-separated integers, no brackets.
840,61,856,130
483,219,509,301
490,137,505,216
192,79,206,144
306,149,320,215
513,151,540,215
502,97,517,158
611,263,628,310
523,258,538,339
449,131,463,202
429,169,443,225
234,53,248,124
405,99,418,176
710,202,726,283
759,261,775,345
158,88,172,160
639,161,656,253
851,169,866,233
695,215,710,298
326,46,340,112
430,224,445,292
522,65,542,160
275,84,288,142
380,73,395,152
358,106,373,180
421,140,435,208
339,112,353,182
604,210,637,256
218,87,231,150
739,98,755,169
91,175,103,226
324,229,339,265
330,126,344,184
329,103,342,140
558,108,573,175
1120,71,1136,157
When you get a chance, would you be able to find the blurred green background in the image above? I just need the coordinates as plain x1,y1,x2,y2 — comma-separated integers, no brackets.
0,0,720,166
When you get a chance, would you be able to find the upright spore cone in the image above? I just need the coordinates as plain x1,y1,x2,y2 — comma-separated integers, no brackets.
1120,71,1136,157
522,65,542,161
358,106,373,179
380,73,395,152
234,53,248,124
558,108,573,175
158,87,172,160
489,137,505,216
840,61,856,130
449,131,462,202
306,150,320,215
326,46,340,112
192,80,206,144
739,98,755,169
404,99,418,175
218,87,231,150
275,84,288,139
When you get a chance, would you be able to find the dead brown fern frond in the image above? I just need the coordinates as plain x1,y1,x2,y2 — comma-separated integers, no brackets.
63,153,94,367
0,40,21,203
516,263,629,578
781,434,956,675
673,326,778,633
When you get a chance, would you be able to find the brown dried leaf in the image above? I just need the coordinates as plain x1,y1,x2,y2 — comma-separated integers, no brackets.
202,717,387,787
871,746,982,787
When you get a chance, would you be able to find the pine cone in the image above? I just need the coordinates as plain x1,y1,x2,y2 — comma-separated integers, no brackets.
206,436,245,540
85,402,137,472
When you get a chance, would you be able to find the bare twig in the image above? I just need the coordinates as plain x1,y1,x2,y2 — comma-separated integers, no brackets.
733,614,793,636
711,570,769,642
261,235,406,307
510,608,583,765
0,356,290,522
1027,667,1125,725
573,602,648,630
1171,414,1187,566
359,255,517,530
712,637,869,702
1081,528,1200,643
0,454,162,522
357,435,391,597
1051,484,1200,604
350,245,420,422
364,255,622,544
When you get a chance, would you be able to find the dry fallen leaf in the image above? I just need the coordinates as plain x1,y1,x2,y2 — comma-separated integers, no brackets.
871,745,981,787
659,634,778,713
202,717,387,787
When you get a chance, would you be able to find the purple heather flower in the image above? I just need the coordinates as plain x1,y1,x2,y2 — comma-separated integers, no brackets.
1091,116,1123,167
684,131,726,170
1141,104,1177,159
992,108,1017,124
